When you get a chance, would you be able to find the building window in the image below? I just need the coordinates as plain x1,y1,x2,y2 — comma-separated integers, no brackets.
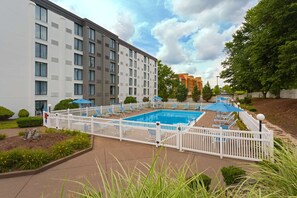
144,72,146,79
89,84,95,96
129,78,133,86
74,84,83,95
134,70,137,77
110,39,115,49
89,42,95,54
89,70,95,82
154,68,157,74
35,81,47,95
110,74,116,84
148,65,150,72
89,28,95,40
134,61,137,68
74,68,83,80
110,86,115,95
134,79,137,86
134,88,137,95
144,80,146,87
35,24,47,41
110,62,115,73
129,68,133,77
154,82,157,88
110,98,115,104
74,23,83,36
148,89,150,95
134,51,137,59
144,64,146,71
74,53,83,66
129,49,133,57
154,89,157,95
35,100,47,115
148,81,150,87
35,5,47,22
35,43,47,59
129,59,133,67
129,87,133,95
148,73,150,80
89,99,95,106
110,51,115,60
74,38,83,51
35,62,47,77
143,88,146,95
144,56,147,63
89,56,95,67
154,75,157,81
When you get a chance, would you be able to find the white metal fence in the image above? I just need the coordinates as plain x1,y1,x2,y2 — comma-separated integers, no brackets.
44,112,273,161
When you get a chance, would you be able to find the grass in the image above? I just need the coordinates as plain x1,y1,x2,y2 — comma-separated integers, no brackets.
0,119,18,130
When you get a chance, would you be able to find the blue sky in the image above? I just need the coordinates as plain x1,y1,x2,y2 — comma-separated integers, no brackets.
51,0,257,87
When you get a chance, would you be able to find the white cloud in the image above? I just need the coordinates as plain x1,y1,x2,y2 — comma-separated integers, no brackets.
112,12,135,41
152,18,198,64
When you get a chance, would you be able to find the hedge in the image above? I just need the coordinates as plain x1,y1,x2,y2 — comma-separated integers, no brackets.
0,106,14,121
221,166,246,186
16,116,43,128
188,173,212,191
18,109,29,118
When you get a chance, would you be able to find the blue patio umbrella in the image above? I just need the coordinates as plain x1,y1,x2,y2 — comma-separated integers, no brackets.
72,99,92,108
152,96,163,102
216,97,228,101
203,102,242,112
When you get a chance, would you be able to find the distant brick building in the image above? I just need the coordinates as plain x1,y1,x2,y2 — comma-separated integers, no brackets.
178,73,203,97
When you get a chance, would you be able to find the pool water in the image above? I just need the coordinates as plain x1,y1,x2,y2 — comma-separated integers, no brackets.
124,110,203,125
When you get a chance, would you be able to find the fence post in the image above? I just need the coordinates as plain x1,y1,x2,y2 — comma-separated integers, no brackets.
91,116,94,134
100,106,103,114
119,118,122,141
67,113,71,129
178,124,183,152
86,107,88,116
47,112,51,128
43,111,46,126
156,122,161,147
55,113,59,129
220,127,223,159
67,108,70,115
112,105,115,113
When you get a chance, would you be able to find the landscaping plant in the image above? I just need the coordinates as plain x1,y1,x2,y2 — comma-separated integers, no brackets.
0,134,6,140
124,96,137,104
0,106,14,121
18,109,29,118
16,116,43,128
221,166,246,186
54,98,79,110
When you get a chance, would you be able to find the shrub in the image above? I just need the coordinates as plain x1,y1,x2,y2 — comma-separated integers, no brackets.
67,134,90,150
16,116,43,128
124,96,137,104
221,166,246,186
243,96,252,104
50,141,75,160
188,173,211,191
18,109,29,118
142,97,149,102
54,98,79,111
0,134,6,140
18,131,25,136
0,106,14,121
16,149,51,170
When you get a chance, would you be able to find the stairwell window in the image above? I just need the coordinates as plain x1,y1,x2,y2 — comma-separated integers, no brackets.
35,81,47,95
35,5,47,22
35,24,47,41
35,62,47,77
35,43,47,59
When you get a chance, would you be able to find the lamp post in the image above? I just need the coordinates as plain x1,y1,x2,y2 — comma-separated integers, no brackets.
120,100,123,109
256,114,265,132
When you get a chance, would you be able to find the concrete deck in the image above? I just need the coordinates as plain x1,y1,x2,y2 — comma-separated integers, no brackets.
0,136,244,198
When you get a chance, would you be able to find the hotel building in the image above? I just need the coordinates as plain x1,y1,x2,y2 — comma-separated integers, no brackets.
0,0,157,117
178,73,203,97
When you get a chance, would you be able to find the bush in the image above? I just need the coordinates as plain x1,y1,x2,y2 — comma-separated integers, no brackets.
243,96,252,104
18,109,29,118
0,106,14,121
188,173,211,191
50,141,75,160
221,166,246,186
16,116,43,128
54,98,79,111
142,97,149,102
18,131,25,136
0,134,6,140
124,96,137,104
67,134,90,150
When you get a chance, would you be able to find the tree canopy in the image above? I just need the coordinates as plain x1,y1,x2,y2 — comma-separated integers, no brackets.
157,60,180,101
192,85,200,102
220,0,297,98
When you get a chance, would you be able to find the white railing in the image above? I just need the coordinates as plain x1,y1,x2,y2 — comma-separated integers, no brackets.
44,112,273,161
238,110,270,133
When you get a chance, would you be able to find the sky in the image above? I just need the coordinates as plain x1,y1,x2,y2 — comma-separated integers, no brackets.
51,0,258,87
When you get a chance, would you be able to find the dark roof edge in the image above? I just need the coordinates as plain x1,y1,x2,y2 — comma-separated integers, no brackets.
83,19,118,39
118,39,157,61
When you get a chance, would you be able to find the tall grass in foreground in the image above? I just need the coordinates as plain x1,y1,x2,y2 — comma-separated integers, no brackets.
62,141,297,198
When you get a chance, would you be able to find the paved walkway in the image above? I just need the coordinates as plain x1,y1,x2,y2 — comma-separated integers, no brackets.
0,136,244,198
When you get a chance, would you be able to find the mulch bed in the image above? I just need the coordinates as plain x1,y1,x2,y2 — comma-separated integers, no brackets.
0,133,72,151
252,98,297,137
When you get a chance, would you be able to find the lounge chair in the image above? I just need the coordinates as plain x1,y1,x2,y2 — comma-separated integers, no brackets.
183,103,189,110
120,106,128,113
194,104,200,111
93,109,109,117
129,105,135,111
107,108,120,116
138,104,144,110
171,103,177,109
214,114,235,125
220,119,237,130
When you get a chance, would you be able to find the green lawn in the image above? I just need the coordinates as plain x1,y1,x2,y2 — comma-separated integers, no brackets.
0,119,18,130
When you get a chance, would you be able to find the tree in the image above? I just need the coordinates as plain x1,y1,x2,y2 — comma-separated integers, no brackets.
222,85,234,95
212,85,221,96
220,0,297,98
158,61,180,101
202,82,212,102
54,99,79,110
176,84,188,102
192,85,200,102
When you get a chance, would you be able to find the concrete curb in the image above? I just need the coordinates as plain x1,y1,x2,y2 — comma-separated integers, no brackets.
0,135,94,179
